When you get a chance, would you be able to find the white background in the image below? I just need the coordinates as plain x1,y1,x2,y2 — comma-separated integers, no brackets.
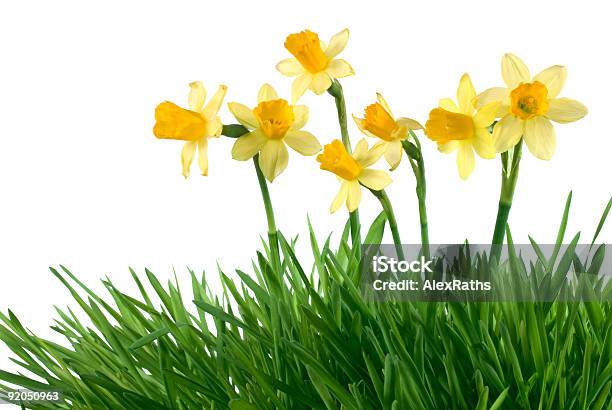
1,0,610,378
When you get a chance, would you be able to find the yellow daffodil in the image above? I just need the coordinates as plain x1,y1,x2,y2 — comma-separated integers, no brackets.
425,74,498,180
476,53,588,160
229,84,322,182
276,29,354,103
353,93,423,171
153,82,227,177
318,139,391,213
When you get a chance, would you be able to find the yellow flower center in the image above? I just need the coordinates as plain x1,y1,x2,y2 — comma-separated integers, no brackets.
363,103,398,141
153,101,207,141
253,99,295,140
510,81,549,120
425,108,474,144
317,140,362,181
284,30,329,73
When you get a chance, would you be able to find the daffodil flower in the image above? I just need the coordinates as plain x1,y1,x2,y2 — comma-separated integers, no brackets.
229,84,322,182
353,93,423,171
318,139,391,213
276,29,354,103
424,74,498,180
476,53,588,160
153,82,227,177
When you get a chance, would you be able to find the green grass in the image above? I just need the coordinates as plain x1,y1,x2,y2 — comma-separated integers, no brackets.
0,195,611,409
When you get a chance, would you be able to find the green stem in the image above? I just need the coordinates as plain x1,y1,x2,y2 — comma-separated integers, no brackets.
222,124,281,270
403,134,430,260
370,189,405,260
253,155,281,271
328,80,361,248
491,139,523,261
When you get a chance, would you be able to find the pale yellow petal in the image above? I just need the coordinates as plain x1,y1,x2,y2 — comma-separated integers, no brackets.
228,102,258,129
475,88,510,116
202,85,228,120
197,138,209,176
384,139,403,170
473,102,501,129
355,139,385,167
352,115,376,138
205,117,223,137
376,93,393,117
258,83,279,103
324,28,349,59
326,59,354,78
457,73,476,115
546,98,588,124
457,141,475,180
523,117,556,160
231,130,266,161
283,130,321,155
439,98,459,113
291,105,309,130
188,81,206,112
276,58,304,76
534,65,567,98
396,117,423,130
438,141,458,153
259,140,289,182
310,72,332,95
358,169,392,191
330,181,349,213
181,141,197,178
472,128,496,159
352,138,369,159
501,53,530,88
346,180,362,212
291,73,312,104
493,114,524,153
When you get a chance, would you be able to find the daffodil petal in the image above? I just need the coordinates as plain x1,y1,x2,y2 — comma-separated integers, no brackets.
354,140,385,167
534,65,567,98
546,98,588,123
353,138,368,159
384,139,402,170
493,114,524,153
284,130,321,155
331,181,349,213
291,73,312,103
501,53,530,89
181,141,197,178
438,141,458,153
291,105,309,130
376,93,393,117
276,58,304,76
439,98,459,113
258,83,279,103
396,117,423,130
475,88,510,115
310,72,332,95
231,129,266,160
326,59,354,79
188,82,206,112
259,140,289,182
206,117,223,137
197,138,209,175
359,169,392,191
324,28,349,59
473,101,500,129
523,117,556,160
457,73,476,115
353,115,376,138
228,102,258,129
202,85,227,119
472,128,496,159
346,180,362,212
457,141,475,180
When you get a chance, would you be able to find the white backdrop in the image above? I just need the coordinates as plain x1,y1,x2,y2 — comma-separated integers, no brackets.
1,0,610,376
